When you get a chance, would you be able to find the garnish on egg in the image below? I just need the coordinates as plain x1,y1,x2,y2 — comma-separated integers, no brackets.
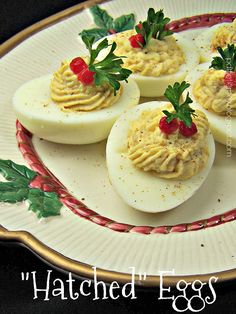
96,8,199,97
129,8,173,48
13,35,140,145
106,96,215,212
185,41,236,147
70,35,132,94
210,18,236,51
209,44,236,89
194,18,236,62
159,81,197,137
69,57,88,74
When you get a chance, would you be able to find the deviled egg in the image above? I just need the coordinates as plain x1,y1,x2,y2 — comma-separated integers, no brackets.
106,82,215,213
196,18,236,62
186,44,236,148
13,37,140,144
97,8,199,97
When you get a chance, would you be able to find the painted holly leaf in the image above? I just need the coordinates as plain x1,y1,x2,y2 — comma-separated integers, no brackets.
28,189,62,218
0,182,29,203
79,28,108,42
0,159,36,186
112,14,135,32
90,5,113,29
79,5,135,41
0,159,62,218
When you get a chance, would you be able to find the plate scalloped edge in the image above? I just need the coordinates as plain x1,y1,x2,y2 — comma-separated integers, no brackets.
1,222,236,287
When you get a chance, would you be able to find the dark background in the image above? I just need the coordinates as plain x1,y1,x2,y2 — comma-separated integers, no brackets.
1,1,236,313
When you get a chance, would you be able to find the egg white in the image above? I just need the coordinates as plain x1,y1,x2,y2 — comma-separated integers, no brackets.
13,75,140,144
106,101,215,213
97,33,199,97
185,62,236,148
195,23,231,62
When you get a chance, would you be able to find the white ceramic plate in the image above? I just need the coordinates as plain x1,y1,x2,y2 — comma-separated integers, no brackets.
1,0,236,286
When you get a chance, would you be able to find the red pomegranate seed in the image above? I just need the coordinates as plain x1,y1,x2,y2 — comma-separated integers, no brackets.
77,68,95,85
70,57,88,74
179,121,198,137
159,117,179,134
136,23,143,30
129,33,145,48
224,72,236,89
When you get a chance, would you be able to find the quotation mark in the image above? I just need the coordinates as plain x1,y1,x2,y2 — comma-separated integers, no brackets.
138,272,147,280
21,272,30,281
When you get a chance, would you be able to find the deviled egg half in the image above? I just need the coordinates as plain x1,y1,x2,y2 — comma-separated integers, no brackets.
106,82,215,213
97,8,199,97
186,44,236,148
196,18,236,62
13,36,140,144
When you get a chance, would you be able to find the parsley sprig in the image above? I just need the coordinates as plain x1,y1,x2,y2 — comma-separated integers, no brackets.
81,35,132,94
135,8,173,47
163,82,196,127
210,44,236,72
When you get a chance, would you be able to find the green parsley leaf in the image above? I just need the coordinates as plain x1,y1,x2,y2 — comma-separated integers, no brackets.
164,81,196,127
210,44,236,72
136,8,173,47
81,36,132,94
81,35,110,65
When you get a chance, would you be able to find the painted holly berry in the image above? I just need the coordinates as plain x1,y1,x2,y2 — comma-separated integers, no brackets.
129,34,145,48
70,57,88,74
30,175,58,192
179,121,198,137
108,28,116,35
159,117,179,134
136,23,143,30
224,72,236,89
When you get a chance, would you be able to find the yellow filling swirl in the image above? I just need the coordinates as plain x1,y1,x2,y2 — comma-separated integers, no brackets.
111,30,185,77
211,18,236,50
193,69,236,116
50,60,122,112
127,105,209,180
